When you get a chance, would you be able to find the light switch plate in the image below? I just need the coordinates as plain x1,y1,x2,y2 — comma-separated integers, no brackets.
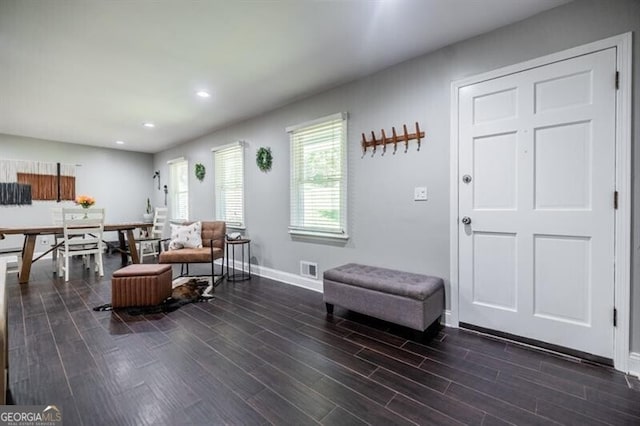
414,186,427,201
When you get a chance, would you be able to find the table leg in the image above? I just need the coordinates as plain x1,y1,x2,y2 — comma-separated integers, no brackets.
18,235,36,284
225,243,229,279
232,243,236,279
127,229,140,264
241,243,245,279
117,231,127,265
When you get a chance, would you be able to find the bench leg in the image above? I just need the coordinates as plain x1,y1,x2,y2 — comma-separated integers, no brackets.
325,303,334,314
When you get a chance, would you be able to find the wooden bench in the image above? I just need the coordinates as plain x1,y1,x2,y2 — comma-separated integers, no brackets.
323,263,444,331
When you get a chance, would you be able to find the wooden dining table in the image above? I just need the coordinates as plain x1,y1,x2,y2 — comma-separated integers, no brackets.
0,222,152,284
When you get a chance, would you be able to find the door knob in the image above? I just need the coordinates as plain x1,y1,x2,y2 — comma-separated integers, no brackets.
461,216,472,225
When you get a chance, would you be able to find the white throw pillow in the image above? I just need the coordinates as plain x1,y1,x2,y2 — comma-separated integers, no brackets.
168,221,203,250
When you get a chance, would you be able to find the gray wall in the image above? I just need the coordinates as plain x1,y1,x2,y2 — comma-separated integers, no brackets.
155,0,640,352
0,134,155,249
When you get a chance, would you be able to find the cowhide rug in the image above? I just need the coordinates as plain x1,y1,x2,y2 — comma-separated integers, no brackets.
93,277,215,315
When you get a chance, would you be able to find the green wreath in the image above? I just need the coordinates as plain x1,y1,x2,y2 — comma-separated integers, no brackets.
195,163,206,181
256,147,273,172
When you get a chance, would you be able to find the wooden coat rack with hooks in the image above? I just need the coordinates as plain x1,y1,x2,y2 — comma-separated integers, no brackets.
361,122,424,157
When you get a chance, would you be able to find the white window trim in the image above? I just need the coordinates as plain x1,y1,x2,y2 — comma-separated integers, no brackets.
285,112,347,133
287,112,349,241
288,229,349,240
212,141,245,229
211,141,244,153
167,157,189,221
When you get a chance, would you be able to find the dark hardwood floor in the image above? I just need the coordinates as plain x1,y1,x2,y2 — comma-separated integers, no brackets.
6,254,640,425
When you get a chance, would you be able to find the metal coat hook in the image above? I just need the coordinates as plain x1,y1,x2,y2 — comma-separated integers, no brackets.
370,131,377,157
403,124,409,153
392,127,398,154
380,129,387,155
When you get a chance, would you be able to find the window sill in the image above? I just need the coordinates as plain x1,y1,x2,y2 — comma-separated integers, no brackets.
288,229,349,242
226,224,246,231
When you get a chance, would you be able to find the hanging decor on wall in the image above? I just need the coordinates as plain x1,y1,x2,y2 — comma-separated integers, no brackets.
153,170,161,190
361,122,425,157
256,147,273,172
0,183,31,206
194,163,206,182
0,159,76,205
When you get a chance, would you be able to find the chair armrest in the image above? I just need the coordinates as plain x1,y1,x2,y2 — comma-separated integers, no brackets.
205,239,220,259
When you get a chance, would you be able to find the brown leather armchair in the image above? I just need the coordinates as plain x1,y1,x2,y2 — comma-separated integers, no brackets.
159,221,226,285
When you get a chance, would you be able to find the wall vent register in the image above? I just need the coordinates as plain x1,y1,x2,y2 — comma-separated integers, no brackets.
300,261,318,279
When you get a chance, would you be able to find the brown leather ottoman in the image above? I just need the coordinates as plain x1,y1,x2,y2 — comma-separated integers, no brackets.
111,264,172,308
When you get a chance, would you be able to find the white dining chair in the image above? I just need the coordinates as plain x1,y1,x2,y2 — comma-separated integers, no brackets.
57,207,105,282
135,207,168,261
50,207,65,270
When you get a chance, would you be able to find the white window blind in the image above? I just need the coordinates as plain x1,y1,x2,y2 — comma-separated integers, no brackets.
214,142,244,227
168,158,189,221
288,112,347,238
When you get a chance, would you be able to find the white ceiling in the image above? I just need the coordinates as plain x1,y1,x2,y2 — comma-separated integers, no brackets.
0,0,570,154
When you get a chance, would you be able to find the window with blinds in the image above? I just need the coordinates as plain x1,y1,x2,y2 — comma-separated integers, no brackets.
214,142,244,227
168,158,189,221
288,112,348,239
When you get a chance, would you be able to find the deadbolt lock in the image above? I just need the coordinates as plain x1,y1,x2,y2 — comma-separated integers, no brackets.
462,175,472,184
461,216,472,225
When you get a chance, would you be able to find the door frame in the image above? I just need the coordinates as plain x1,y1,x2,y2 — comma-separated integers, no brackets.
449,33,632,372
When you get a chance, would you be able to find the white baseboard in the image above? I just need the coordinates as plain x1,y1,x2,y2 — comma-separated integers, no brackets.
441,310,454,327
629,352,640,378
229,260,323,293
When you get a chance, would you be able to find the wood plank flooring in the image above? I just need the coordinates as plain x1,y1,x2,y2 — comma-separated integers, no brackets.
6,254,640,425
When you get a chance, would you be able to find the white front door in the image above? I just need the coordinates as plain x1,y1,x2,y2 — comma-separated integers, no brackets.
458,48,617,359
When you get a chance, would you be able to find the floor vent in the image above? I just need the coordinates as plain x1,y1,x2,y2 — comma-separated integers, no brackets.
300,261,318,279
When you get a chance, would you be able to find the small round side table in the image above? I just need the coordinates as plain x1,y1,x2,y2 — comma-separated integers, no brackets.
225,238,251,282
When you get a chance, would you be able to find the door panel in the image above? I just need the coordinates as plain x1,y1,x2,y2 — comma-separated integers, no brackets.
533,235,591,325
473,132,518,210
472,232,517,311
458,48,616,359
534,70,592,112
534,121,592,210
473,88,518,124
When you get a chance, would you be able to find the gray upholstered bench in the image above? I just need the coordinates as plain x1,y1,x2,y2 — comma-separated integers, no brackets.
323,263,444,331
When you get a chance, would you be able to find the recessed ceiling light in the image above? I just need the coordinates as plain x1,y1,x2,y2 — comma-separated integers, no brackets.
143,122,155,128
115,140,125,145
196,91,211,98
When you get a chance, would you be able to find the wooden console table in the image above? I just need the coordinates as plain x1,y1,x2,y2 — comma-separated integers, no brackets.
0,222,151,284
